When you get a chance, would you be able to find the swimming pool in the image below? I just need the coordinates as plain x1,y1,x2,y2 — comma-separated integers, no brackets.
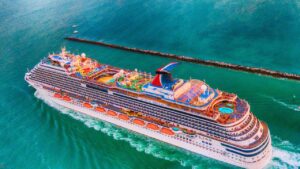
219,107,234,114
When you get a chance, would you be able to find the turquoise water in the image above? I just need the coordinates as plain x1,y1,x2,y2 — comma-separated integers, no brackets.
1,0,300,168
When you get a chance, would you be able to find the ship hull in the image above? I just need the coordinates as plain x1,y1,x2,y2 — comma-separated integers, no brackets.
29,81,272,169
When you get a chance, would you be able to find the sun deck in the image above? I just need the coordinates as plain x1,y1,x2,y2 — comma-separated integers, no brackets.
47,49,250,124
116,71,152,92
204,91,250,125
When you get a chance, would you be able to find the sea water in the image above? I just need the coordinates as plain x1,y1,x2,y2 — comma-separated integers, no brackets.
0,0,300,168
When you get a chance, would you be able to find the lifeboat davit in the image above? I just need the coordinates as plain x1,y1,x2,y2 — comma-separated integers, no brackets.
95,107,106,113
83,102,93,109
132,119,145,126
107,110,117,116
118,114,129,121
146,123,159,131
160,128,175,136
53,93,62,98
62,95,72,102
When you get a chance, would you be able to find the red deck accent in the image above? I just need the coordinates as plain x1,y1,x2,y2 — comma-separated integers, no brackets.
53,93,62,98
95,107,106,113
62,96,71,102
83,102,93,108
160,128,175,136
107,110,117,116
118,114,129,121
132,119,145,126
146,123,160,130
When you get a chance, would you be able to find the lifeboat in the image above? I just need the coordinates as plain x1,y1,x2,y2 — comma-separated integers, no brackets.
146,123,159,131
160,128,175,136
132,119,145,126
118,114,129,121
53,93,62,98
107,110,117,116
95,107,106,113
83,102,93,109
62,95,71,102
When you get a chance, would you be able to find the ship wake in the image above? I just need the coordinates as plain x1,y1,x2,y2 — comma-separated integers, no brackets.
270,136,300,168
35,91,300,169
263,95,300,112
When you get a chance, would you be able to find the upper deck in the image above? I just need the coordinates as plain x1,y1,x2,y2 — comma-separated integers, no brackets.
46,48,250,125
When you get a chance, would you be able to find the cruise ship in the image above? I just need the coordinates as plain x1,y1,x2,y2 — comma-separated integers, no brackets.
25,48,272,168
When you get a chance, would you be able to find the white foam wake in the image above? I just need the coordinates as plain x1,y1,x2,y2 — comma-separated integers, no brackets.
271,98,300,112
34,91,220,168
269,136,300,169
35,91,300,168
262,95,300,112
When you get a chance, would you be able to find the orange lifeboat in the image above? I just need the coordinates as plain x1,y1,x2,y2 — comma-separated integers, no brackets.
132,119,145,126
95,107,106,113
62,95,72,102
107,110,117,116
118,114,129,121
160,128,175,136
83,102,93,109
146,123,160,130
53,93,62,98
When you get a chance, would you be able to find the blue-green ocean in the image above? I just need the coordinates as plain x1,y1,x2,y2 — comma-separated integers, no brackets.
1,0,300,168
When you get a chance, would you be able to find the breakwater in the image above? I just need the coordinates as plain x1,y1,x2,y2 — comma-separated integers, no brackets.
65,37,300,81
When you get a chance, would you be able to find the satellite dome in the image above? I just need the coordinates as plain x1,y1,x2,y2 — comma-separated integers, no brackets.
201,85,207,91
